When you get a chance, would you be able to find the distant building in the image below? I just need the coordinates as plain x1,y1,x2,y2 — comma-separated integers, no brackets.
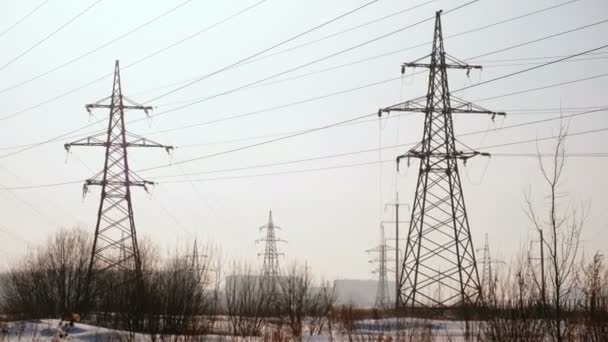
333,279,395,308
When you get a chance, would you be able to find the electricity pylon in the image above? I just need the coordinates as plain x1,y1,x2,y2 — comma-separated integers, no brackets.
256,210,285,296
477,234,503,301
367,224,395,309
383,192,409,308
378,11,505,307
65,60,173,297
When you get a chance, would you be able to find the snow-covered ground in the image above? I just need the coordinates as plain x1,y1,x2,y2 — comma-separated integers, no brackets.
0,320,229,341
0,318,478,341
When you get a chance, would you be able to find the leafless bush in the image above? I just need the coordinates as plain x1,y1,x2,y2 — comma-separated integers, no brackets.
578,252,608,342
90,239,220,338
144,242,219,340
481,250,546,342
524,124,586,342
306,280,336,336
1,227,90,318
224,262,270,337
272,262,337,339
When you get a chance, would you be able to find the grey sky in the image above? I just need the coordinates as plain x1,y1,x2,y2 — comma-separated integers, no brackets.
0,0,607,280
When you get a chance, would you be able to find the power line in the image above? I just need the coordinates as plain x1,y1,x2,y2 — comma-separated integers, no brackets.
137,58,608,173
148,107,607,180
475,51,608,63
160,150,608,185
0,0,381,145
133,0,480,123
246,4,604,91
453,44,608,94
474,73,608,103
130,0,438,97
139,112,378,172
0,0,195,96
150,76,403,135
4,124,608,191
0,0,597,159
171,106,608,148
0,0,51,40
0,121,101,159
148,61,606,137
157,53,608,107
138,103,607,173
143,0,380,104
238,0,437,65
0,179,82,190
0,0,267,121
0,0,588,125
0,0,105,73
0,0,430,155
1,53,604,160
467,17,608,61
1,105,599,153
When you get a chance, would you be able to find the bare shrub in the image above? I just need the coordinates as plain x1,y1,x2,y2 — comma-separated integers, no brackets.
306,280,336,336
225,262,270,337
524,123,585,342
482,250,546,342
1,227,90,318
273,263,337,339
578,252,608,341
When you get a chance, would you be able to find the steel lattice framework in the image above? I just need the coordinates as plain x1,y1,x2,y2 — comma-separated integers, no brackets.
367,224,395,309
65,60,172,286
257,211,285,295
379,11,505,307
479,234,494,300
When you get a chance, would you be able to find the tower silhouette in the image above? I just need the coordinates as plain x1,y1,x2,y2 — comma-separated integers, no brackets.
378,11,505,307
478,234,496,300
65,60,173,293
256,211,285,295
367,224,394,308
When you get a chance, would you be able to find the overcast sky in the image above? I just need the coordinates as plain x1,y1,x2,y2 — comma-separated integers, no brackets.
0,0,606,280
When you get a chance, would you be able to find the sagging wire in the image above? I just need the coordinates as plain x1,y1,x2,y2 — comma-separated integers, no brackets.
378,116,383,223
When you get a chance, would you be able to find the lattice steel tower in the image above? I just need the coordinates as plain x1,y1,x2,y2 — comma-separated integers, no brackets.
478,234,495,300
378,11,505,307
367,224,394,308
65,60,173,287
257,211,285,293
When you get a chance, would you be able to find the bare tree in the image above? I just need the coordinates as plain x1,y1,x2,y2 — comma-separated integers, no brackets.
306,280,336,336
1,227,90,318
276,263,311,338
579,252,608,341
482,248,545,341
524,123,585,342
225,262,270,337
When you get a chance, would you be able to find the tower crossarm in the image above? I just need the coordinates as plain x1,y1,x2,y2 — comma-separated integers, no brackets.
450,96,506,118
398,150,490,162
378,96,505,118
84,179,155,188
401,61,482,71
65,132,173,150
85,95,153,114
86,103,153,113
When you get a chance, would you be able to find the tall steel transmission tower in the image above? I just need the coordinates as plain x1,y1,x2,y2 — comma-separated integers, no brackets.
378,11,505,307
367,224,394,309
65,60,173,289
477,233,502,301
256,211,285,294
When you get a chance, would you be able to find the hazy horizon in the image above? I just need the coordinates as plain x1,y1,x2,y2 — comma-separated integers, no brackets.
0,0,607,282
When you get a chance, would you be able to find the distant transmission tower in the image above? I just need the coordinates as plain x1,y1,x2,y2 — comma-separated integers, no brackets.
65,60,173,292
378,11,505,307
256,211,285,294
477,234,502,300
367,224,394,309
